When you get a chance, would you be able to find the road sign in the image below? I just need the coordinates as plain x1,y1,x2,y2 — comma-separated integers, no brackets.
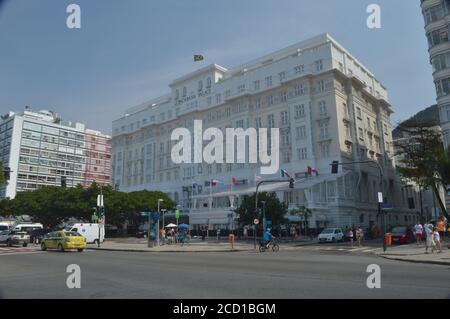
377,192,383,203
97,194,104,207
381,203,393,210
253,218,259,225
140,211,150,217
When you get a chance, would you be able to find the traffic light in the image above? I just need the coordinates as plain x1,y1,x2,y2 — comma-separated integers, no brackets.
331,161,339,174
289,178,295,189
3,167,10,180
61,176,67,187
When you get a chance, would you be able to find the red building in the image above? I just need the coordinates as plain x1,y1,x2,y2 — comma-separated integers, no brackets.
83,129,111,187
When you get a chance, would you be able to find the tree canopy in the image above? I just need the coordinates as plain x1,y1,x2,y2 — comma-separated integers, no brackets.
394,124,450,218
236,191,288,226
0,183,174,228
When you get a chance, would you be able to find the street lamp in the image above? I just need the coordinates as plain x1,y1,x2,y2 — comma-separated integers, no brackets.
260,201,266,233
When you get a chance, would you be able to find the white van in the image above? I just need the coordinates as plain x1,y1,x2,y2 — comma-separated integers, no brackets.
13,223,43,233
0,222,10,231
64,223,105,244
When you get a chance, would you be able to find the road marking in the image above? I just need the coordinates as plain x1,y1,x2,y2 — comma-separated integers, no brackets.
349,247,367,252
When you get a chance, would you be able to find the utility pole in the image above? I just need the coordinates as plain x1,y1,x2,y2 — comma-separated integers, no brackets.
157,199,163,246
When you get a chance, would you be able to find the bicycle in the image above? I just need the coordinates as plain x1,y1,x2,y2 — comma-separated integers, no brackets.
259,238,279,252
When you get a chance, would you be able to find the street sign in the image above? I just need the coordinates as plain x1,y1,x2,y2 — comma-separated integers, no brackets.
97,194,104,207
381,203,393,210
377,192,383,203
253,218,259,225
140,211,150,217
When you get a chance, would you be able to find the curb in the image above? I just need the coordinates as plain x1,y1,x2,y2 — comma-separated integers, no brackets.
87,247,254,253
378,254,450,266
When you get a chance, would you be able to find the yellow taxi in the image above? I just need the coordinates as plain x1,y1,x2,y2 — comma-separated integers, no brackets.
40,231,86,252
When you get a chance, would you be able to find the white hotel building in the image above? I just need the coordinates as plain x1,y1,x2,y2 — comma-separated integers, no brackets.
112,34,420,231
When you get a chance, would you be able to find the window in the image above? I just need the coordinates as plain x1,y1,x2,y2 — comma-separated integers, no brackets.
250,117,260,129
356,107,362,119
198,80,203,92
253,80,261,91
297,147,307,160
282,151,290,163
279,72,286,81
267,95,274,106
294,65,304,74
321,143,330,158
317,80,325,93
294,104,305,118
296,126,306,139
315,60,323,72
358,127,364,140
294,84,305,96
279,91,287,102
255,99,261,110
345,123,351,138
281,131,290,146
267,114,275,128
427,26,449,48
216,94,221,104
423,4,444,26
182,87,187,97
281,111,289,125
319,101,327,116
206,77,212,88
265,76,273,87
319,123,329,139
435,77,450,96
238,84,245,93
225,90,231,98
175,89,179,100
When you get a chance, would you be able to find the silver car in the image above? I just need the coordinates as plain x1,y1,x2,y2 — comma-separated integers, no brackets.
0,230,30,247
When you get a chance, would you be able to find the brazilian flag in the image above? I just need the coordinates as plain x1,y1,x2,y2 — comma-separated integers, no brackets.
194,54,204,62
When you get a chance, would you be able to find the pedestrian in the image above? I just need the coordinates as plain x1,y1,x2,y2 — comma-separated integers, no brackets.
432,227,442,253
414,222,423,245
436,217,445,243
347,228,354,247
425,224,434,254
358,226,364,246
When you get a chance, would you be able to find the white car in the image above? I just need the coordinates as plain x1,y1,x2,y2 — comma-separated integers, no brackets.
318,228,344,243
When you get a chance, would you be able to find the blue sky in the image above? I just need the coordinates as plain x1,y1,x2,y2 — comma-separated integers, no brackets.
0,0,435,134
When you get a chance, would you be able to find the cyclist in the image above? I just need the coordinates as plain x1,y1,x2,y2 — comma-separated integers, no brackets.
262,228,275,248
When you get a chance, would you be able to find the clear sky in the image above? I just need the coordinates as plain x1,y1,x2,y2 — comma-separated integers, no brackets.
0,0,436,134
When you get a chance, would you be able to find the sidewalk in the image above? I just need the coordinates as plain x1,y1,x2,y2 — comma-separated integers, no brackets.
87,237,316,253
375,242,450,266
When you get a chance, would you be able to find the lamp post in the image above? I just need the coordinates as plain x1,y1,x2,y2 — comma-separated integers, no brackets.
261,201,266,233
161,208,167,230
157,199,164,246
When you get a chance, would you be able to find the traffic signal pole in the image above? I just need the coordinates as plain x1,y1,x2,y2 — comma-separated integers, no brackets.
254,178,296,249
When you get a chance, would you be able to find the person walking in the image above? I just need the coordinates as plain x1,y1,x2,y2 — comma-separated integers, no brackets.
436,217,445,243
347,227,354,247
414,222,423,245
425,224,434,254
432,227,442,253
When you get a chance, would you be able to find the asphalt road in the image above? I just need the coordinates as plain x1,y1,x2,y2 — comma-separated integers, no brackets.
0,249,449,298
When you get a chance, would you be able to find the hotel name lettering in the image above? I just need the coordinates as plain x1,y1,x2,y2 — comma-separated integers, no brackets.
175,88,211,106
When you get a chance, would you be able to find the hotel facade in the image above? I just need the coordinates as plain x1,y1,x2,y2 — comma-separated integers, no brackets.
112,34,421,231
0,109,111,199
421,0,450,207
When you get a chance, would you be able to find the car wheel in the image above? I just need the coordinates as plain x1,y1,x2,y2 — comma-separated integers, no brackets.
57,243,64,252
77,249,83,252
22,243,28,247
41,243,47,251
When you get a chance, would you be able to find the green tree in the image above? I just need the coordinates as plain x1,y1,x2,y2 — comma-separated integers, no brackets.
289,205,312,235
237,192,288,227
394,124,449,218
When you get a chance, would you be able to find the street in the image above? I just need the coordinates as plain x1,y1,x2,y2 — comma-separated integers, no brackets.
1,248,449,299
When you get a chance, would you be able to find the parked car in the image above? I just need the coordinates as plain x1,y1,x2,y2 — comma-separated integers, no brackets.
136,229,147,238
29,228,52,244
318,228,344,243
64,223,104,244
13,223,43,233
0,230,30,247
390,226,414,245
40,231,86,252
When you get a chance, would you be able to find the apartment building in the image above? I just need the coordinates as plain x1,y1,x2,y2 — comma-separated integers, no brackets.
0,108,111,199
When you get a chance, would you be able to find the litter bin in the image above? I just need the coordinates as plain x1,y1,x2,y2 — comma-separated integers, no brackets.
384,233,392,246
228,234,235,244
